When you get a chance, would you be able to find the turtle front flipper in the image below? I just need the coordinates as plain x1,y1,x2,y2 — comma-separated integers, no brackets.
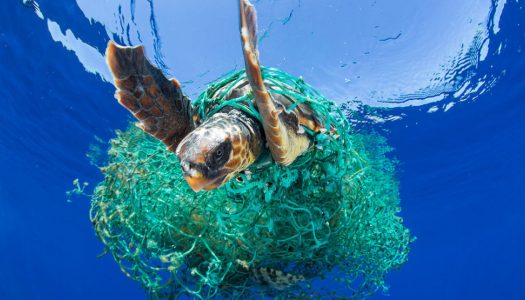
239,0,310,165
106,41,195,152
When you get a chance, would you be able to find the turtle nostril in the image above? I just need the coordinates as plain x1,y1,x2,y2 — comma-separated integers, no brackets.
181,161,197,176
181,161,191,173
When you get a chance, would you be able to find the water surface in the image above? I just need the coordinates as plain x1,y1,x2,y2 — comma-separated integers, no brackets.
0,0,524,299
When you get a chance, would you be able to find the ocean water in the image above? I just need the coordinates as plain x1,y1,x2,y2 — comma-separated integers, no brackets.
1,0,524,299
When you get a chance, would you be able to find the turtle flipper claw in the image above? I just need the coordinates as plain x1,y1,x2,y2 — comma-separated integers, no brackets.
106,41,195,152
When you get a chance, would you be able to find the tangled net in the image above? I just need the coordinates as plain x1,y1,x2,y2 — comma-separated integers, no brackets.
90,68,411,299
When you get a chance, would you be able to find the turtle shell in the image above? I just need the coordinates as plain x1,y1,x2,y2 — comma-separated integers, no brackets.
194,67,325,136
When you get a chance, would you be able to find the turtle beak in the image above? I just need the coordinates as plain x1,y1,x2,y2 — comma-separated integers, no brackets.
179,160,224,192
183,172,226,192
179,160,206,192
184,175,209,192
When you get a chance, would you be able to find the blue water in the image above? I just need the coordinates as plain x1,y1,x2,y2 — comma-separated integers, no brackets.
1,0,523,299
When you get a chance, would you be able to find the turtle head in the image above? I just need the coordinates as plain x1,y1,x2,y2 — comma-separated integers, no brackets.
175,112,262,192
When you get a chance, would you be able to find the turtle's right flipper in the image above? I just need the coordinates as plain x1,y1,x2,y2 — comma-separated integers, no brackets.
239,0,310,165
106,41,195,152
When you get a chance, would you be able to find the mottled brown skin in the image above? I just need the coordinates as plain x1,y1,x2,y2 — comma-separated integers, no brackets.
105,0,324,192
176,108,263,191
106,42,194,152
106,41,266,191
239,0,312,165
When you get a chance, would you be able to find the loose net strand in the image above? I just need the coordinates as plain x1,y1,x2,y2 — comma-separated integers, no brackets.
90,67,412,299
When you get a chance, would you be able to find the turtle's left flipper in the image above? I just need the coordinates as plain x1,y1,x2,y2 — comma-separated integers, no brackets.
239,0,310,166
106,41,195,152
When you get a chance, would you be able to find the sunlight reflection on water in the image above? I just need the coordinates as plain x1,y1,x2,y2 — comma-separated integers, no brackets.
31,0,509,113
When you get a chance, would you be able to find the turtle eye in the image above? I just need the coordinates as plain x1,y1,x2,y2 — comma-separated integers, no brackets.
215,148,223,158
207,142,231,170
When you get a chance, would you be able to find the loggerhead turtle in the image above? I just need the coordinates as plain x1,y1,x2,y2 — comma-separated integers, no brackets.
106,0,324,192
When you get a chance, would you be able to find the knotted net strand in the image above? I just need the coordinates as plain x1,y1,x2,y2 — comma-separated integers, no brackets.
90,67,411,299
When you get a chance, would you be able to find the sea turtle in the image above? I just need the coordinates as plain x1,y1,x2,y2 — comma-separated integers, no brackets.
106,0,323,192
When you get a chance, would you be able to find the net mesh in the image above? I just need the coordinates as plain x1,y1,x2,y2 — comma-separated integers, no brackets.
90,68,412,299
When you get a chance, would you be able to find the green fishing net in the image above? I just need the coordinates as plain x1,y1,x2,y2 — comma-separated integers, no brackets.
90,68,411,299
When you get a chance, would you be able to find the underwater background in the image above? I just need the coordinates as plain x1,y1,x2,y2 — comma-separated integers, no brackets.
0,0,524,299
